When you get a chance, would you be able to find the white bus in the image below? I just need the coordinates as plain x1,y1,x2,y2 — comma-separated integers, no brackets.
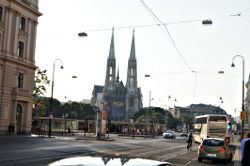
193,114,229,143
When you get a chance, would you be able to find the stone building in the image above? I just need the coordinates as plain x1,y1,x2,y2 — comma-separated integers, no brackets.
91,29,143,121
169,104,227,119
0,0,41,135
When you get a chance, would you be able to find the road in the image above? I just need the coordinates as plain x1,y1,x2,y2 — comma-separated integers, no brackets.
0,134,235,166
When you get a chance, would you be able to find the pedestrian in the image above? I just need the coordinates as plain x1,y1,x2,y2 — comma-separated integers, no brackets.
9,124,14,136
67,126,71,133
8,124,11,135
241,132,250,166
187,131,193,150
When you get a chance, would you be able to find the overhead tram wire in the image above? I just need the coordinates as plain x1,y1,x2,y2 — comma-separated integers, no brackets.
139,0,194,72
83,10,246,33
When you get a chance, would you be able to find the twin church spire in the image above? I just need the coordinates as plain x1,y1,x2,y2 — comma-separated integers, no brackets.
104,28,137,90
103,28,142,121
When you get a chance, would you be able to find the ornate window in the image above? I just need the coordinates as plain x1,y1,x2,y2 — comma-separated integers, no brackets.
20,17,26,31
129,97,134,107
17,72,24,88
18,41,24,57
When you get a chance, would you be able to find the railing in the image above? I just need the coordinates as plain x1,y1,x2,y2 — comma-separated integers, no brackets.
13,87,32,96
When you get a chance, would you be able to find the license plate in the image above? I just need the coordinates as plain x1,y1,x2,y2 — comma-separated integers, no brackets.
206,154,216,157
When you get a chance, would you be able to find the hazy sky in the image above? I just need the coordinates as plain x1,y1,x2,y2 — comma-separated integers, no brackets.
36,0,250,116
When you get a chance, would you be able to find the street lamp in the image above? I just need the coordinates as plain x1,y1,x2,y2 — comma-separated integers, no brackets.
231,55,245,139
144,74,153,107
48,59,64,137
78,32,88,37
202,19,213,25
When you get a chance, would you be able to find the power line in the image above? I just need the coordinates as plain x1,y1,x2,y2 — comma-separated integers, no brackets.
139,0,194,72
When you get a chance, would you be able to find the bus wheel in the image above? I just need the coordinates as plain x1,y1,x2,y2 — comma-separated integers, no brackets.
198,157,202,162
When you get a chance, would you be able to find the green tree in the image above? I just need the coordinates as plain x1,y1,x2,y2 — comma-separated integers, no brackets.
33,69,50,117
133,107,166,124
33,69,50,98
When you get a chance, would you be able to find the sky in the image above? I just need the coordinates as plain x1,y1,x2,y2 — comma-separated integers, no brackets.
36,0,250,116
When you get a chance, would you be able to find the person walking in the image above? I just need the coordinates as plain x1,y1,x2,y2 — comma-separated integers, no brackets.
187,131,193,150
241,132,250,166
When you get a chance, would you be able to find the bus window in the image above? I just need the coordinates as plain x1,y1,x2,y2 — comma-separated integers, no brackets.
209,116,227,122
195,117,207,124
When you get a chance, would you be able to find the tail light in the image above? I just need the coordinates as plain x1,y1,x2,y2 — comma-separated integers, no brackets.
199,146,205,151
219,147,226,152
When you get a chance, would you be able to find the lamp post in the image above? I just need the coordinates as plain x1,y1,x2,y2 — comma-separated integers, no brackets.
145,74,152,107
48,59,64,137
231,55,245,139
145,74,152,132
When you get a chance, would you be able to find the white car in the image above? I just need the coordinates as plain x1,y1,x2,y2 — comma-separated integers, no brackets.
163,131,176,139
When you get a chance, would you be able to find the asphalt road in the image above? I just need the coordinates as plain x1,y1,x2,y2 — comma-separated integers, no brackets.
0,134,236,166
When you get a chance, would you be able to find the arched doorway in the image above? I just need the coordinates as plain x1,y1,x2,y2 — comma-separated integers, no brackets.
16,104,23,134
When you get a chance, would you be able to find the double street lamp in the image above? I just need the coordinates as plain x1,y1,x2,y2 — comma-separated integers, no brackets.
48,59,64,137
231,55,245,139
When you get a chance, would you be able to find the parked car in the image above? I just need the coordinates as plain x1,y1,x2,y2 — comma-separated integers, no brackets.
180,131,188,137
198,138,233,163
163,131,176,139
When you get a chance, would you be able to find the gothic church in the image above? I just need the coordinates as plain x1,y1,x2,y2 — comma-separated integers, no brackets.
91,29,143,121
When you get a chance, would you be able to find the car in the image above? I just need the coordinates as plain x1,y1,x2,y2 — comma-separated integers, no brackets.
163,131,176,139
180,131,188,137
198,138,233,163
48,156,173,166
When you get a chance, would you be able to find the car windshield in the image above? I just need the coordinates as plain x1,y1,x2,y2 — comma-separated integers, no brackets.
202,139,224,146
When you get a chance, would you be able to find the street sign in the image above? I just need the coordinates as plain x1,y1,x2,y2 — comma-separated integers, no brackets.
101,112,106,120
240,111,247,120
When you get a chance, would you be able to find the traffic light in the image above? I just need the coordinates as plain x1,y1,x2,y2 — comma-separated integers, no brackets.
227,120,231,130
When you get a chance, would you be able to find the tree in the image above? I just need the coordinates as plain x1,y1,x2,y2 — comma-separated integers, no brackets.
133,107,166,124
33,69,50,98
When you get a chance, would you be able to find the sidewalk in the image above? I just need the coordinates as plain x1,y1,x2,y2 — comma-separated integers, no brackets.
232,142,241,166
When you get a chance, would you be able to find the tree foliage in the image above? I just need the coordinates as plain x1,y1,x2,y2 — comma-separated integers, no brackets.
33,69,50,98
33,97,95,120
133,107,166,124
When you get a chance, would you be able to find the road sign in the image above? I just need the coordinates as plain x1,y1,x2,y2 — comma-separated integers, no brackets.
101,112,106,120
240,111,247,120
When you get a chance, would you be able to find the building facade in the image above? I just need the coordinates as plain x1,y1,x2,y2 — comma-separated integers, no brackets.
91,29,143,121
169,104,228,121
0,0,41,135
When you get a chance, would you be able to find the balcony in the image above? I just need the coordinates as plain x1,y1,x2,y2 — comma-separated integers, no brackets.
13,87,32,97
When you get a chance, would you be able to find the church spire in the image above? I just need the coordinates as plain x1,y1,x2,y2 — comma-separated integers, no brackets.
104,28,116,90
108,27,115,59
129,29,136,60
126,29,137,88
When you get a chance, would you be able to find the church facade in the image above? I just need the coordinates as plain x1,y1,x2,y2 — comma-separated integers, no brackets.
91,29,143,121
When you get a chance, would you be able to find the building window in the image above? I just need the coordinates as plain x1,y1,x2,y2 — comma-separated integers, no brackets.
0,7,3,21
18,41,24,57
18,72,24,88
20,17,26,30
129,97,134,107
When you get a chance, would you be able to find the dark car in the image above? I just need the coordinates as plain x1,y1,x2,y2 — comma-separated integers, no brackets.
198,138,233,163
